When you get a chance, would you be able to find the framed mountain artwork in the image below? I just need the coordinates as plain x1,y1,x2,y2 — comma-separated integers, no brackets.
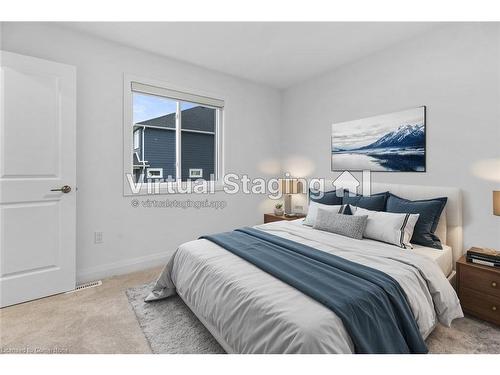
331,106,426,172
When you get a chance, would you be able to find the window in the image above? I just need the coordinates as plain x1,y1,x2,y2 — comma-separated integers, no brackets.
127,79,223,187
133,130,140,150
189,168,203,178
146,168,163,179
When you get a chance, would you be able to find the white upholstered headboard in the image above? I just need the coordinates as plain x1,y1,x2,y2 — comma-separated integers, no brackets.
370,183,463,268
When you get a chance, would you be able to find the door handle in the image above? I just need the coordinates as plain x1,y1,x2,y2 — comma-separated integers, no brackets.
50,185,72,194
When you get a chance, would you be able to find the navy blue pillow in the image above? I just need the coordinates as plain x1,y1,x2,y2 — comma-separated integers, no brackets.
385,193,447,249
342,192,389,213
309,189,343,205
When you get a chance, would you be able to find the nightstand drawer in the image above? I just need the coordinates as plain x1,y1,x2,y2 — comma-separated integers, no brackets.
459,265,500,298
459,287,500,325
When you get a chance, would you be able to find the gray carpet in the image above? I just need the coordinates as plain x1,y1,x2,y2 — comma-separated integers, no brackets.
126,283,500,354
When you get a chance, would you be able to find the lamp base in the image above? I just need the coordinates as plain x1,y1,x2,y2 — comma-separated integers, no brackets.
284,194,293,215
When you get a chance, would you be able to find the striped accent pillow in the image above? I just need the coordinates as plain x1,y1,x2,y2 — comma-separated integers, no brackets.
353,206,420,249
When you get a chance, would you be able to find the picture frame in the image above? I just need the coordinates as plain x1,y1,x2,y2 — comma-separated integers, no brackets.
331,106,426,172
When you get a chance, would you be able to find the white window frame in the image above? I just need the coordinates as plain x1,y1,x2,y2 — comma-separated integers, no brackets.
123,74,224,196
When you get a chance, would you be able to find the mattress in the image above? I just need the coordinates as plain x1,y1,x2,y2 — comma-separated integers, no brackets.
412,244,453,277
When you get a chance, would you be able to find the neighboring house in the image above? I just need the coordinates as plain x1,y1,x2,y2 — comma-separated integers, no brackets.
133,106,216,182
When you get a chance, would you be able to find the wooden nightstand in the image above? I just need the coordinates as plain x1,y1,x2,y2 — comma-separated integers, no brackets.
457,255,500,326
264,213,306,224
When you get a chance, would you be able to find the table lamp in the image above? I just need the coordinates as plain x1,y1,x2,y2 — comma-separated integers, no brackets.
494,191,500,216
279,178,303,216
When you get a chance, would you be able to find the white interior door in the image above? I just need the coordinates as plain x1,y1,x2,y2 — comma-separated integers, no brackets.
0,51,76,307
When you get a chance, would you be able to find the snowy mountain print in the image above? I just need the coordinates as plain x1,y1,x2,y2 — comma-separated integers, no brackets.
357,123,425,150
331,107,426,172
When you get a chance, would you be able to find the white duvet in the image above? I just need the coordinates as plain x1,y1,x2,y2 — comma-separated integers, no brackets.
147,220,463,353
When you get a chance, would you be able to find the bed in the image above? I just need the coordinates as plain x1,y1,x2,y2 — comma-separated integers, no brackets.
147,183,464,353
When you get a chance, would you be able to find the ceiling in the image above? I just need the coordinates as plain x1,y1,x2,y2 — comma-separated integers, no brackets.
60,22,440,89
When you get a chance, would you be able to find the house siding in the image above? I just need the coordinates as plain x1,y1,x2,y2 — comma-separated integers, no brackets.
143,128,176,179
181,132,215,180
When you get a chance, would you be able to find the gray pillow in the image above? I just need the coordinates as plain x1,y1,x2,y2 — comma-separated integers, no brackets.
313,208,368,240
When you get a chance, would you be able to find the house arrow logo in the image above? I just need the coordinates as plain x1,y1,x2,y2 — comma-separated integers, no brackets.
333,171,360,197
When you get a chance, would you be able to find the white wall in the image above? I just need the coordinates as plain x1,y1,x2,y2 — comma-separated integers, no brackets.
2,23,282,282
281,23,500,250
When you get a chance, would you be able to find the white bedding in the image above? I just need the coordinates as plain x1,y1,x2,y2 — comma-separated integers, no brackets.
147,220,463,353
413,244,453,277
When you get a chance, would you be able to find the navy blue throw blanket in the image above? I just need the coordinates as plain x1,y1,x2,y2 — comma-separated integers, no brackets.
200,227,427,354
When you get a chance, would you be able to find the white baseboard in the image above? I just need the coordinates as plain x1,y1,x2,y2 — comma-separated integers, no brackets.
76,251,171,284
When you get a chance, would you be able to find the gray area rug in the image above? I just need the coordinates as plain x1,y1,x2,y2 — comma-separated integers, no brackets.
127,283,500,354
126,283,225,354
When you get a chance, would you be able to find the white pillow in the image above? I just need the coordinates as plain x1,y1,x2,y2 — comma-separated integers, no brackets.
303,202,343,226
353,207,419,249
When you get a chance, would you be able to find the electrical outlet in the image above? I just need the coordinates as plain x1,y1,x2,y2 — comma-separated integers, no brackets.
94,232,103,244
294,205,304,212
